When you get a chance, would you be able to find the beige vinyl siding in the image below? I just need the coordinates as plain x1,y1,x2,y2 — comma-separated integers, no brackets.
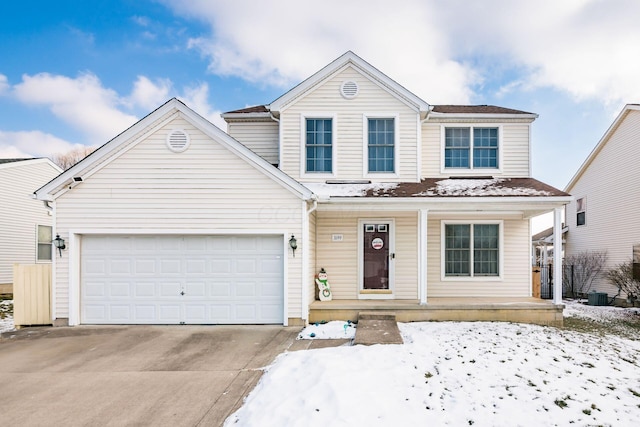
227,120,279,165
421,122,531,178
53,116,303,320
565,110,640,297
0,160,60,285
427,217,530,297
280,66,419,182
315,211,418,299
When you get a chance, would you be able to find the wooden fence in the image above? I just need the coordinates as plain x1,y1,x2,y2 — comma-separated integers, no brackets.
13,264,52,326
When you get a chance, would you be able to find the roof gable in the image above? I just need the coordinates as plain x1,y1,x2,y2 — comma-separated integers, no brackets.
565,104,640,192
0,157,61,172
268,51,430,116
34,98,312,201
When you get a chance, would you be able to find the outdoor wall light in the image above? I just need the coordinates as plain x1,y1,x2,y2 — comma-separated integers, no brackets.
289,234,297,257
53,234,66,257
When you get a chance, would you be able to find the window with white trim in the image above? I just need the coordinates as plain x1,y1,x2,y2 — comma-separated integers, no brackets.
37,225,52,262
576,197,586,226
305,118,333,173
444,222,500,277
444,127,499,169
367,118,395,173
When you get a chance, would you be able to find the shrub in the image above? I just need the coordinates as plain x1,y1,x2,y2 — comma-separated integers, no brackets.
605,261,640,306
563,251,608,298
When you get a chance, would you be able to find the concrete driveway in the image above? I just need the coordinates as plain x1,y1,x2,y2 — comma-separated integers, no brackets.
0,325,301,426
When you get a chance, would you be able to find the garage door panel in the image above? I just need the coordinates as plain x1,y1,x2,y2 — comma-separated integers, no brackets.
134,282,155,297
134,305,156,322
237,259,257,274
135,259,157,274
161,259,181,274
84,281,106,297
212,259,232,274
186,259,207,274
110,282,130,297
81,235,284,324
212,282,231,297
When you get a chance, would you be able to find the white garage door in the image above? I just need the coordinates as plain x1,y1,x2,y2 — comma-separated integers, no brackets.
81,235,284,324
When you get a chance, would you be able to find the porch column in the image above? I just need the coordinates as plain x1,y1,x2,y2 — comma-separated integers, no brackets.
419,209,428,305
553,207,563,304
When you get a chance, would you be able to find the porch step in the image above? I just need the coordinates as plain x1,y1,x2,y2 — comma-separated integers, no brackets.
353,312,404,346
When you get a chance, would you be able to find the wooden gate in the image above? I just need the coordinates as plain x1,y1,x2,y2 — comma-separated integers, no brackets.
13,264,52,326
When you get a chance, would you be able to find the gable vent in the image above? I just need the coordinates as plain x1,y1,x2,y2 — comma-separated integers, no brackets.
166,129,190,153
340,81,359,99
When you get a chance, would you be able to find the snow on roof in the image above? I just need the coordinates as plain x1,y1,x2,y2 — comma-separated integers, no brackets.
417,178,552,197
303,178,566,199
302,181,399,198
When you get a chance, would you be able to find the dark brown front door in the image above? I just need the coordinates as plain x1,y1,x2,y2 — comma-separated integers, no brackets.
363,223,390,290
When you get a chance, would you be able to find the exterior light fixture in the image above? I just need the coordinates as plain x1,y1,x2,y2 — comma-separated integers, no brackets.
289,234,297,257
53,234,66,257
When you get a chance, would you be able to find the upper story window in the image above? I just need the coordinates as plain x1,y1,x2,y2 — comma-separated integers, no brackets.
37,225,52,262
444,127,499,169
305,118,333,173
576,197,586,226
367,118,395,173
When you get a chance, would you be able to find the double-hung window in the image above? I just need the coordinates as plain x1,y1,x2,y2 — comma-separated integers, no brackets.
37,225,52,262
576,197,586,226
305,118,333,173
444,222,500,277
444,127,499,169
367,118,395,173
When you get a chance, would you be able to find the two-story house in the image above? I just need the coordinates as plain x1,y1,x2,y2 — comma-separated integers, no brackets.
35,52,570,327
565,104,640,303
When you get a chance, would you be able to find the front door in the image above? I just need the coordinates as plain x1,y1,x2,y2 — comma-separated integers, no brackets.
361,221,394,294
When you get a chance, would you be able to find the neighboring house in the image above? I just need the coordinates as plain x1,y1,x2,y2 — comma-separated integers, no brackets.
35,52,570,327
0,158,63,293
565,104,640,301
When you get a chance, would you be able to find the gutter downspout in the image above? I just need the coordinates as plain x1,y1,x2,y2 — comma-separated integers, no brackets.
302,197,318,325
269,109,281,168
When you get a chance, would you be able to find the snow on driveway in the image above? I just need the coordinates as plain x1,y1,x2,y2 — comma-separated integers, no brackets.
226,302,640,426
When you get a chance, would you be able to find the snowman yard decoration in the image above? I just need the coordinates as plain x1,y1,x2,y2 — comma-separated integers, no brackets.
315,268,333,301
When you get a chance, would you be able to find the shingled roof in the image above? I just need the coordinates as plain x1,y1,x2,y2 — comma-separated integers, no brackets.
431,105,534,115
224,104,533,116
223,105,269,114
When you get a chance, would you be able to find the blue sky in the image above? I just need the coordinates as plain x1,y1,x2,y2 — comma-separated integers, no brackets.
1,0,639,191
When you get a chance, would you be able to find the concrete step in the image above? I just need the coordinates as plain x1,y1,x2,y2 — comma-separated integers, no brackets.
353,312,404,346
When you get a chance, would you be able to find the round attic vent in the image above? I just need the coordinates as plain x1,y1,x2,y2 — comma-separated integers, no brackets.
166,129,190,153
340,81,359,99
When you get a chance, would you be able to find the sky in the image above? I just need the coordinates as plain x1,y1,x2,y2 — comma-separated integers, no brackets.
1,0,640,190
225,302,640,426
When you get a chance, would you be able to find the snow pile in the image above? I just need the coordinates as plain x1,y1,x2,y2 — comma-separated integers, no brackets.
418,178,553,197
303,182,399,198
0,299,14,333
226,311,640,426
298,321,356,340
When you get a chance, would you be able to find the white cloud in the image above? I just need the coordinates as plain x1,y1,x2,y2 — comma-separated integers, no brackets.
168,0,476,103
13,72,138,144
179,82,227,131
164,0,640,106
0,130,83,159
0,74,8,95
127,75,172,110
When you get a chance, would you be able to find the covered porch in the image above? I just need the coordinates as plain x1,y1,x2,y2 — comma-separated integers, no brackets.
309,297,564,327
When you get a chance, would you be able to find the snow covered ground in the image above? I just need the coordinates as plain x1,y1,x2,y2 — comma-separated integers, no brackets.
0,299,13,333
226,301,640,427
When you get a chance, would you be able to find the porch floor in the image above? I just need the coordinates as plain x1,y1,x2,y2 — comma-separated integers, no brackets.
309,297,564,327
